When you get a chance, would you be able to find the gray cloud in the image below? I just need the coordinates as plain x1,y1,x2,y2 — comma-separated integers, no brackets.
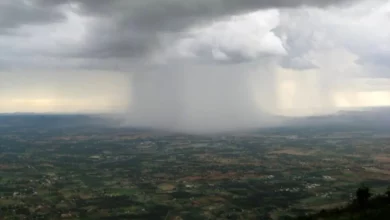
280,57,318,70
0,0,363,71
358,52,390,69
0,0,368,63
355,58,390,79
274,9,331,70
0,0,65,31
278,1,390,77
2,0,390,133
38,0,358,19
28,0,359,61
73,0,357,29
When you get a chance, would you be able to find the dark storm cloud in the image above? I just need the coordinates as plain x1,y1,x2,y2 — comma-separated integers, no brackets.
0,0,65,31
38,0,358,20
70,0,357,30
76,31,156,59
36,0,360,33
30,0,359,60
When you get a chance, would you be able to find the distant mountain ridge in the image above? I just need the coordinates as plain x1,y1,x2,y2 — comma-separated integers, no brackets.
1,107,390,131
283,107,390,130
0,114,109,129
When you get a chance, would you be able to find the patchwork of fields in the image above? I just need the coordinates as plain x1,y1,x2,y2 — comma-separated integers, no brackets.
0,124,389,219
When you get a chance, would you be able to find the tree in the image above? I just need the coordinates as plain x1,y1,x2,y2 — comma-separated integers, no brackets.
355,185,371,208
386,186,390,199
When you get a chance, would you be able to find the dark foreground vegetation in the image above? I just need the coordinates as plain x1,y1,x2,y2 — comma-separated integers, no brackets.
291,186,390,220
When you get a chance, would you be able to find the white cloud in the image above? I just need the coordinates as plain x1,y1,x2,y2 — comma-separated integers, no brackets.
170,9,286,62
280,0,390,72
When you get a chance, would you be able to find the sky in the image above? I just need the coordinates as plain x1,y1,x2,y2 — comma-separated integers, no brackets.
0,0,390,132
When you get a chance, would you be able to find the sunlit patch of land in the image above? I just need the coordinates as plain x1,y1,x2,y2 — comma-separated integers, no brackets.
269,148,318,156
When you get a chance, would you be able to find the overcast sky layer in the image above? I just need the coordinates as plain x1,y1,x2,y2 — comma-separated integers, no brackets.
1,0,390,132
